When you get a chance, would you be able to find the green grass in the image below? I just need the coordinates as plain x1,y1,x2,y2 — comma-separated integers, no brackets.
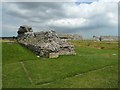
0,43,2,89
2,41,118,88
2,42,39,64
3,63,32,88
39,65,118,88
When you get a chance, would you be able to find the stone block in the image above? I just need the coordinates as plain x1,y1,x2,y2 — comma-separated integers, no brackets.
49,53,59,58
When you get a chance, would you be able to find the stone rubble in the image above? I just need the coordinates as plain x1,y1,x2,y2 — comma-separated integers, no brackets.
17,25,76,58
93,35,119,41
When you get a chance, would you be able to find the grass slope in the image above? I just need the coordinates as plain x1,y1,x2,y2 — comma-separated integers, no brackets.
2,42,38,64
2,41,118,88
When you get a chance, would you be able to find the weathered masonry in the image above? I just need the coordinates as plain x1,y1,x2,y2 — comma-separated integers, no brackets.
17,25,76,58
93,35,119,41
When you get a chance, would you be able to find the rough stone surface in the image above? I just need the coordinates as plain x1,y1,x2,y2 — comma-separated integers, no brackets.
57,33,83,41
17,25,76,58
49,53,59,58
100,36,118,41
93,35,118,41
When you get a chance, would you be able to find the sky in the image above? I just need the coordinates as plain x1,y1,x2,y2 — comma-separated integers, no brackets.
1,0,119,38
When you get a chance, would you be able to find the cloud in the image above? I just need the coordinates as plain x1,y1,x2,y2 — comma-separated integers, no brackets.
2,0,118,38
2,24,18,37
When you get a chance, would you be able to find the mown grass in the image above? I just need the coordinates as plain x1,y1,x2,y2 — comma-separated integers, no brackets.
2,40,118,88
3,63,32,88
70,40,118,50
2,42,39,64
0,43,2,89
39,65,118,88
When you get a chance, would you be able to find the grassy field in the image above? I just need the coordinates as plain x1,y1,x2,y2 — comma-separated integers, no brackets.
2,40,118,88
0,42,2,89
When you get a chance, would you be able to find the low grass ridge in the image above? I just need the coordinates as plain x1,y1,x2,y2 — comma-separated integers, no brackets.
38,64,118,88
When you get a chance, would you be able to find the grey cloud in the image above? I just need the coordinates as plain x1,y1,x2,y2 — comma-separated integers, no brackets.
16,2,63,10
4,2,68,22
2,2,118,38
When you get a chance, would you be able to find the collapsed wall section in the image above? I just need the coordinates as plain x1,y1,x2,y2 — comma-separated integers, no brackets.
17,25,76,58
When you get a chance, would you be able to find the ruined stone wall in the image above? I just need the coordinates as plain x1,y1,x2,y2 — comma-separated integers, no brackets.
17,25,76,58
57,33,83,41
100,36,118,41
93,35,118,41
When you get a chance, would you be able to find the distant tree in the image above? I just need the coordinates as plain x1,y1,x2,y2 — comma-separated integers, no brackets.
13,36,16,39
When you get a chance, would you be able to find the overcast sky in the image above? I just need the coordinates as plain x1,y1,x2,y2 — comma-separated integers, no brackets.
1,0,119,38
